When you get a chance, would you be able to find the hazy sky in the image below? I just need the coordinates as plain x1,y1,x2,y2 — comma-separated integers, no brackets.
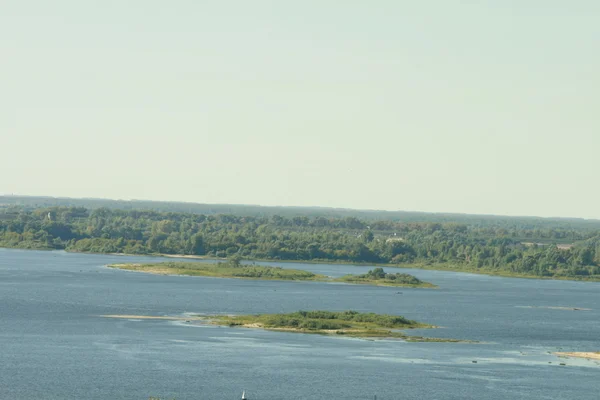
2,1,599,218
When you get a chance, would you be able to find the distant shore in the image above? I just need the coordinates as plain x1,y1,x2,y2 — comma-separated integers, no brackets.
80,250,600,282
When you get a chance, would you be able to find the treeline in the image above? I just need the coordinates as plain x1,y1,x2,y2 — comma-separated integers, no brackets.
358,268,425,285
240,310,417,330
3,195,600,231
1,206,600,279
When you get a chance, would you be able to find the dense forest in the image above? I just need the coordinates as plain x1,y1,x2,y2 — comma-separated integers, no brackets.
1,204,599,280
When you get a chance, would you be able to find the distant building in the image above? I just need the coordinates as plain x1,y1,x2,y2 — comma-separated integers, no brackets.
521,242,575,251
557,244,575,250
386,237,404,243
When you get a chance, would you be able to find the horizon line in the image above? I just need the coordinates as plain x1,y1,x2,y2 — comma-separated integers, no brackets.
2,193,599,223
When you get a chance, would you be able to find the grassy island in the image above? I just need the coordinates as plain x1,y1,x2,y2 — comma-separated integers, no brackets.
109,262,435,288
100,312,466,342
108,260,325,281
334,267,437,288
205,310,462,342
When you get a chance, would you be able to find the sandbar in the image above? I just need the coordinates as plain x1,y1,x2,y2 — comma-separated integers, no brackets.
555,352,600,360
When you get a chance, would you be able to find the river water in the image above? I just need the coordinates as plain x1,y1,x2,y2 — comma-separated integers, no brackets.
1,248,599,399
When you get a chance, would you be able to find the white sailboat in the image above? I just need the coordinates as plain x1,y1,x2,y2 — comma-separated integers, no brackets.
241,390,247,400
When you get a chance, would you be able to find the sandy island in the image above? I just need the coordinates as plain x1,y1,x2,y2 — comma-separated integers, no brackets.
555,352,600,360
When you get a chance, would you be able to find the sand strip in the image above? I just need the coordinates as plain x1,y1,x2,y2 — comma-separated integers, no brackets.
555,352,600,360
100,314,204,321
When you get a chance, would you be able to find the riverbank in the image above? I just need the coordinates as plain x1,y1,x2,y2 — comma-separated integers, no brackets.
83,249,600,283
388,262,600,282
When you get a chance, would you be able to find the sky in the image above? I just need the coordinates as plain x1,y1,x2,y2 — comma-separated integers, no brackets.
1,1,599,219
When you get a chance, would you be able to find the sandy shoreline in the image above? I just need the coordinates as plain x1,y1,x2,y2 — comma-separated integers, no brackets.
100,314,204,321
555,352,600,360
108,264,181,275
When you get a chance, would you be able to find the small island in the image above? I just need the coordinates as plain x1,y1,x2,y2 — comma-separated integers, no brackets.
204,310,462,342
100,311,467,342
108,260,325,281
555,352,600,361
334,267,437,288
108,262,436,288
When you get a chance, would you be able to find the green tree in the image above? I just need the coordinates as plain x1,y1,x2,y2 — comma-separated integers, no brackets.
190,234,205,255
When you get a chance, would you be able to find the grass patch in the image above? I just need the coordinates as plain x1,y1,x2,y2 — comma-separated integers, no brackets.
204,310,465,342
334,267,437,288
108,262,326,281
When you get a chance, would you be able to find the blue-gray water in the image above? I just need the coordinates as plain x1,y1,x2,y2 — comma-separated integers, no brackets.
1,248,599,399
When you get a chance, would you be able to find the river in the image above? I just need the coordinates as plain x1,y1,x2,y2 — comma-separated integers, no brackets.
1,248,599,399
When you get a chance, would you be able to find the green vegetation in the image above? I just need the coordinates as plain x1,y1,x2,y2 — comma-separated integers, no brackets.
108,260,325,281
1,204,600,281
205,310,461,341
335,267,436,288
4,195,600,231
